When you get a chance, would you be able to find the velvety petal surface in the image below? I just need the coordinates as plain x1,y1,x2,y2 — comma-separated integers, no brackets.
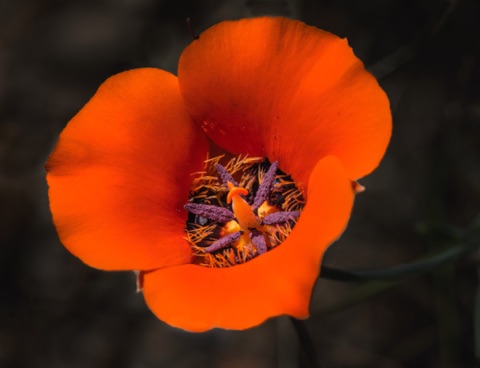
178,17,391,185
143,156,354,331
46,68,209,270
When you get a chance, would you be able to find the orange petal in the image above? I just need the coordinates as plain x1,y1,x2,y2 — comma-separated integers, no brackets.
46,68,209,270
178,17,391,184
142,156,354,331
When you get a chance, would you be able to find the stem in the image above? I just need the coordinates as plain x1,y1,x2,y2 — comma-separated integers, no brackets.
320,239,479,282
289,318,321,368
474,268,480,362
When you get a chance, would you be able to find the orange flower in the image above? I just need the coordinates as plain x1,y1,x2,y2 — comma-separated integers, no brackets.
46,17,391,331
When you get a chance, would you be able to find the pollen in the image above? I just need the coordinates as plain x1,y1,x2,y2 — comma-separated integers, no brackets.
184,155,305,267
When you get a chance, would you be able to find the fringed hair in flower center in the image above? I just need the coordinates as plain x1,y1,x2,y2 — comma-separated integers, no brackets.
185,156,305,267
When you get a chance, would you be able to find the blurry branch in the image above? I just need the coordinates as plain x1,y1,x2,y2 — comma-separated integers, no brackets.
186,18,199,40
316,218,480,319
472,217,480,363
245,0,299,17
321,219,480,283
320,242,471,282
475,268,480,362
290,318,321,368
317,280,397,316
368,0,459,79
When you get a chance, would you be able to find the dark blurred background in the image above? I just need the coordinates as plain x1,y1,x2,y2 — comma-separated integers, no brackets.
1,0,479,367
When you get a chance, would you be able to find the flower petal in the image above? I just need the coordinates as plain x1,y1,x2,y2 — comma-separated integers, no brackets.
178,17,391,184
46,68,209,270
142,156,354,331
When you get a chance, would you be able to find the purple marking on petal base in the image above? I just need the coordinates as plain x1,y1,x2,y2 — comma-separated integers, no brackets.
204,231,242,253
262,211,301,225
184,203,234,223
250,230,267,254
216,163,238,188
253,161,278,210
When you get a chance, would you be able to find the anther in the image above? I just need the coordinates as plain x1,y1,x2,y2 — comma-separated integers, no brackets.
184,203,234,223
250,230,267,254
253,161,278,210
262,211,300,225
216,164,238,188
204,231,242,253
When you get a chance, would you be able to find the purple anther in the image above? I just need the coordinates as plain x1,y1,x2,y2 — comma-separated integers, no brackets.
184,203,234,223
215,163,238,188
253,161,278,210
262,211,301,225
204,231,242,253
249,230,267,254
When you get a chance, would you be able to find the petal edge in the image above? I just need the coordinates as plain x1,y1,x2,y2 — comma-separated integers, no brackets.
47,68,209,271
179,17,391,184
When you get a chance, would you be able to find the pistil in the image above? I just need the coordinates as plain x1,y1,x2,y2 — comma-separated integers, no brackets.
227,182,260,231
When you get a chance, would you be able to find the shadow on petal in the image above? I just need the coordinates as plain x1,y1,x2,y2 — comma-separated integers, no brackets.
179,17,391,184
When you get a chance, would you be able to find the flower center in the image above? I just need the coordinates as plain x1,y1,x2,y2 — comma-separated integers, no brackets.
184,156,305,267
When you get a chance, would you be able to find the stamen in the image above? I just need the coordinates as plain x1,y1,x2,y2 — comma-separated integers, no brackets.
250,229,267,254
216,163,238,188
253,161,278,210
204,231,242,253
185,203,234,223
186,223,217,244
185,156,305,268
262,211,301,225
282,187,305,212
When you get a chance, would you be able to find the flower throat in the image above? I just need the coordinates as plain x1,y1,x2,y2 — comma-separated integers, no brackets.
185,156,305,268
